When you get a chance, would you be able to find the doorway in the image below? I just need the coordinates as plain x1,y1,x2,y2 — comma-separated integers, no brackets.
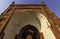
15,25,40,39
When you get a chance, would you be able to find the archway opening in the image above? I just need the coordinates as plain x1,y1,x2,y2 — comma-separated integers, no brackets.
14,25,40,39
19,25,40,39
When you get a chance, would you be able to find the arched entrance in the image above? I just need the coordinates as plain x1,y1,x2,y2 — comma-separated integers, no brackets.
15,25,40,39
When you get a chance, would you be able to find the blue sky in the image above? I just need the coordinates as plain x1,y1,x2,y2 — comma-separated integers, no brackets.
0,0,60,18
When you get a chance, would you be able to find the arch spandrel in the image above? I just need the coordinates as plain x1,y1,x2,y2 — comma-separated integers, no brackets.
12,10,41,34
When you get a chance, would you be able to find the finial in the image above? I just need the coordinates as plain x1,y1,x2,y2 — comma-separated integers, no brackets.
12,1,15,4
42,1,44,4
41,1,46,6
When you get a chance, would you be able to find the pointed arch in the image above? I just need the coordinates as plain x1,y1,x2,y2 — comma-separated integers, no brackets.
15,25,40,39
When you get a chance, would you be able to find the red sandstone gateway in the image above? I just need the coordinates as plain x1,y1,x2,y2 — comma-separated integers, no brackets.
0,2,60,39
